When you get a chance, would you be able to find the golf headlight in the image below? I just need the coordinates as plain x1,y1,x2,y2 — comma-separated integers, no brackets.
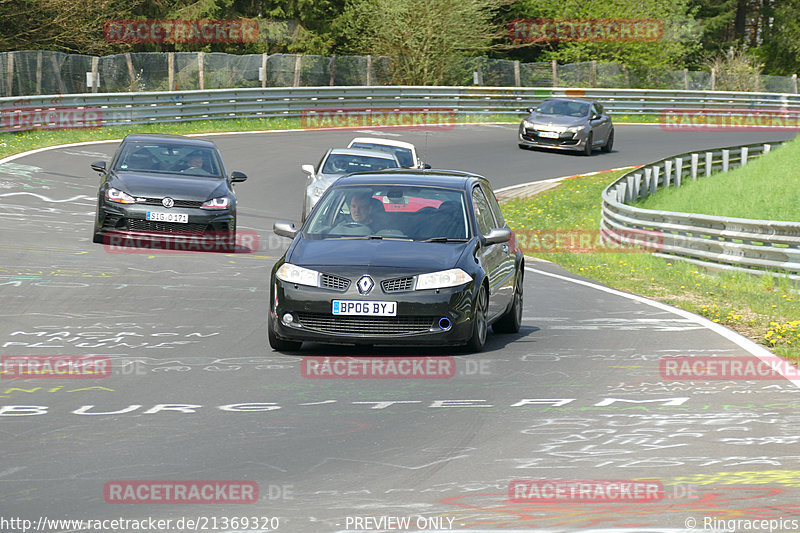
276,263,320,287
415,268,472,290
106,187,135,204
201,196,230,209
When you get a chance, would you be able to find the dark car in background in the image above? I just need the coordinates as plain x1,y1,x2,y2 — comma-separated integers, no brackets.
90,134,247,249
518,98,614,155
269,170,525,352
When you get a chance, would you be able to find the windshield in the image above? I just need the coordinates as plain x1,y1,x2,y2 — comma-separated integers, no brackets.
349,142,414,167
305,185,471,241
321,153,399,174
114,142,222,177
535,100,591,118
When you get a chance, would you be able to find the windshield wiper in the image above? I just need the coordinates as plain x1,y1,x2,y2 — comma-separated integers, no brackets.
420,237,469,243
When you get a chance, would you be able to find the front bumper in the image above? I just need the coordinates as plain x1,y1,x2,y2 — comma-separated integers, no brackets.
96,201,236,237
518,123,588,152
270,271,477,346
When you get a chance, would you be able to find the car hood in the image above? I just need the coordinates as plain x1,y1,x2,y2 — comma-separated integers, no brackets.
113,171,227,201
288,238,471,272
528,113,585,128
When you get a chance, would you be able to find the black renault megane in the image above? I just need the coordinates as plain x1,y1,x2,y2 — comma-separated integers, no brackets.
269,170,524,352
90,134,247,249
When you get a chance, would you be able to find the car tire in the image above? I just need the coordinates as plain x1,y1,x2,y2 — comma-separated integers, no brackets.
583,133,593,156
601,129,614,153
268,314,302,351
465,284,488,353
493,269,523,334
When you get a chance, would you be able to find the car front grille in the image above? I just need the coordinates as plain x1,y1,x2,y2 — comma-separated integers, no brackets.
320,273,350,291
139,198,204,208
127,219,207,234
382,276,414,292
296,313,435,336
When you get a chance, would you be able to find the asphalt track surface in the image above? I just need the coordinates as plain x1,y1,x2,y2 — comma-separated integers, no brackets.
1,124,800,533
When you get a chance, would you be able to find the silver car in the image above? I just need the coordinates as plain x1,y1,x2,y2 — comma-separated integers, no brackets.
518,98,614,156
301,148,400,221
347,137,430,169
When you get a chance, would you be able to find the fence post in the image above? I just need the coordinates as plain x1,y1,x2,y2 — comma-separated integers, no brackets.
740,146,748,165
293,54,302,86
35,51,42,95
366,55,372,86
591,60,597,88
664,160,672,187
168,52,174,91
49,54,66,94
690,153,698,180
674,157,682,187
6,51,14,96
684,68,689,90
329,54,336,86
642,167,652,198
551,60,557,87
722,149,729,172
710,67,716,91
705,151,712,176
793,74,798,94
261,53,268,88
514,60,520,87
125,53,135,91
91,56,99,93
651,166,660,194
198,52,205,90
764,143,771,154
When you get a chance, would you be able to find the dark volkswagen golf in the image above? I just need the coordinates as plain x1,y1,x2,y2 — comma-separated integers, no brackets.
269,170,524,352
91,134,247,249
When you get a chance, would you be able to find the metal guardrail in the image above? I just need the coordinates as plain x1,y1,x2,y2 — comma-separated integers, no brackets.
601,141,800,279
3,86,800,130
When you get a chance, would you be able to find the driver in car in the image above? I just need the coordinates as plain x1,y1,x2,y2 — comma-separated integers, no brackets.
349,192,375,226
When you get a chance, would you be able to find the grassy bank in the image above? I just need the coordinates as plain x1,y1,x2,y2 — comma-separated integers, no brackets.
502,171,800,361
635,136,800,222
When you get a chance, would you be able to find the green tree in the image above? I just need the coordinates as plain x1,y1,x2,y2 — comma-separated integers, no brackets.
333,0,502,85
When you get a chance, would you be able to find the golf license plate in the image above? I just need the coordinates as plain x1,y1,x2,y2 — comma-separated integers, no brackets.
146,212,188,223
332,300,397,316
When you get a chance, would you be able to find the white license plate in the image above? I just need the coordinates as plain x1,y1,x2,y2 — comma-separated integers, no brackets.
146,212,188,223
332,300,397,316
538,131,560,139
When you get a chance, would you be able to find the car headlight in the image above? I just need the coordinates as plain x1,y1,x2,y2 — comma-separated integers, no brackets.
276,263,321,287
567,125,587,133
201,196,230,210
415,268,472,290
522,120,534,130
105,187,135,204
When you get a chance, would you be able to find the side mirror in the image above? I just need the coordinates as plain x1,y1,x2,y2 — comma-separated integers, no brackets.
483,228,511,245
91,161,106,173
423,163,432,169
301,164,315,176
592,114,601,120
525,108,534,114
230,171,247,183
273,221,299,239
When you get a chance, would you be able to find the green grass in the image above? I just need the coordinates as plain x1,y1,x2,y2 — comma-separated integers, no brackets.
503,171,800,361
635,136,800,222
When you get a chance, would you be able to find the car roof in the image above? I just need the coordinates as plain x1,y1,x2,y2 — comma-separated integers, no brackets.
348,137,416,150
331,169,485,189
122,134,218,148
327,147,399,160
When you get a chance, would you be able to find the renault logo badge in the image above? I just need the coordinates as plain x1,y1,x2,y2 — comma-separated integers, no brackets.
357,275,374,295
162,197,174,208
